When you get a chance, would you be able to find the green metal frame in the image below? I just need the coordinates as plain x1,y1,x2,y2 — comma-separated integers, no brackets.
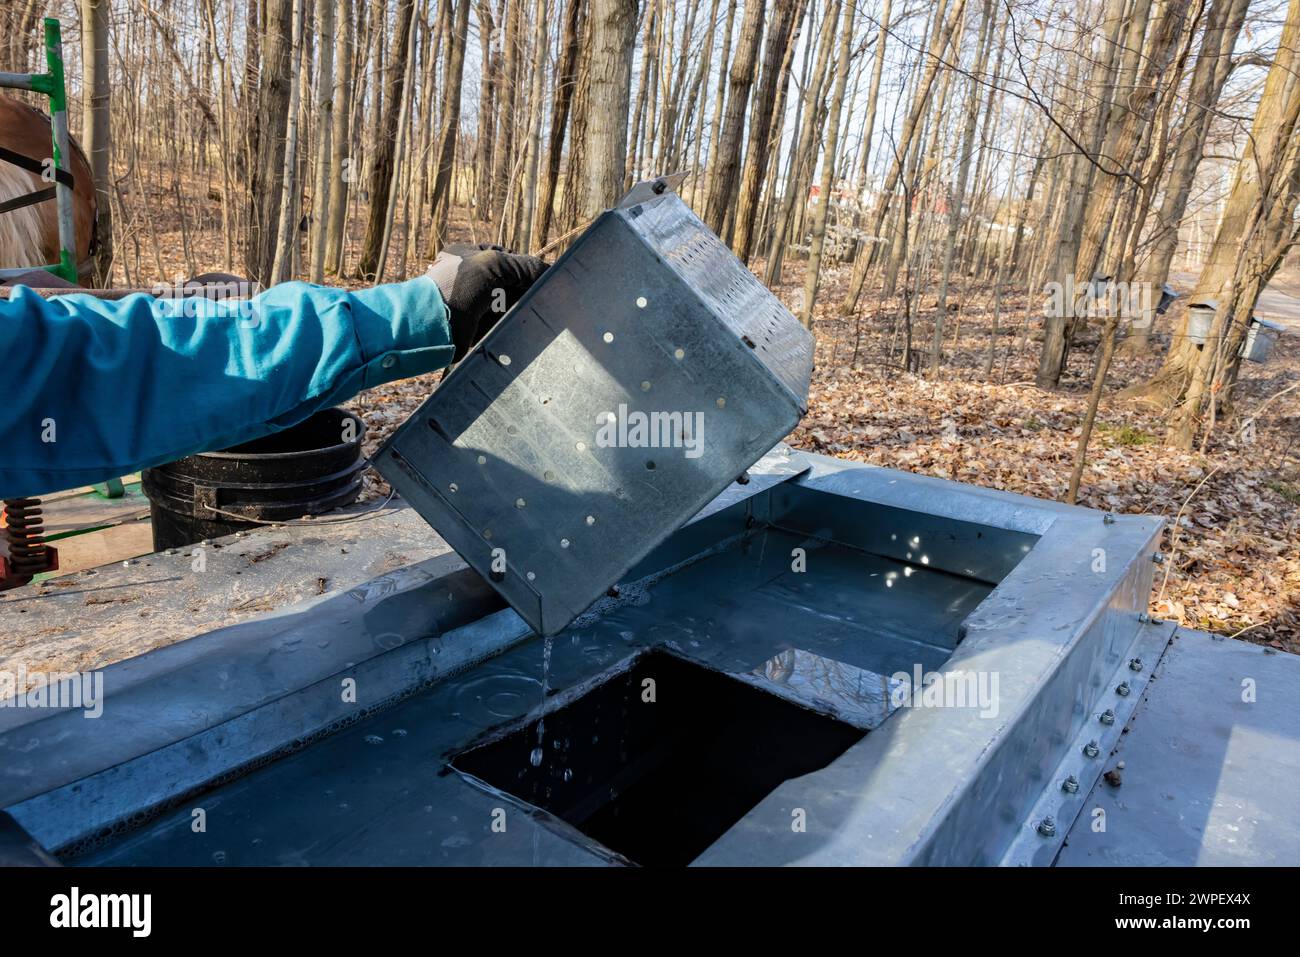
0,18,78,283
2,20,118,497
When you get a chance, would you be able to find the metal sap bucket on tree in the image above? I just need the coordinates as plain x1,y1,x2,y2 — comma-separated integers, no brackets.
1241,316,1284,363
1185,300,1217,346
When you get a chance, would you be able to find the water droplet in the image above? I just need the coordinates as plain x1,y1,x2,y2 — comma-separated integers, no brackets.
563,768,574,782
364,734,384,745
529,746,544,767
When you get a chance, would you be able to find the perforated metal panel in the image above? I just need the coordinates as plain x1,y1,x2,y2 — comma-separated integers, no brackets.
373,187,814,635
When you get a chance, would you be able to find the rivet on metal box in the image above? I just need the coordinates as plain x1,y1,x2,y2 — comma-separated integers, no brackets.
374,175,816,635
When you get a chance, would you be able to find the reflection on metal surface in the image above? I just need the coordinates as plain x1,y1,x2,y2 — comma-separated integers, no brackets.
743,649,908,730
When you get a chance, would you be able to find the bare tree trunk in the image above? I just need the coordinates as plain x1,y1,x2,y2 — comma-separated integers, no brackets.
931,0,995,372
405,4,440,270
1074,0,1163,285
1041,0,1197,388
324,0,355,275
732,0,802,263
429,0,472,251
883,38,955,301
375,0,419,279
560,9,594,233
703,0,765,236
628,3,658,182
686,0,723,208
358,0,417,280
659,0,699,169
578,0,637,220
797,0,856,328
1128,0,1248,350
701,0,738,208
474,0,498,221
854,0,891,193
310,0,338,282
519,0,550,247
753,0,810,262
958,8,1009,276
1036,0,1154,314
838,0,965,318
490,0,522,224
200,0,236,270
245,0,294,286
1067,54,1183,498
80,0,113,284
537,0,586,246
271,0,306,285
763,0,840,287
1156,0,1300,445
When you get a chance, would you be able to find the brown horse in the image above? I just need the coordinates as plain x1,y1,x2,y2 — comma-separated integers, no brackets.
0,95,96,275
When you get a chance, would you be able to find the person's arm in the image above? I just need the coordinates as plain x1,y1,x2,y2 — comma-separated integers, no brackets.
0,277,453,499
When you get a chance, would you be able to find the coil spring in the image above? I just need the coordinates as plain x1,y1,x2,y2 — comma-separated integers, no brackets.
3,497,51,575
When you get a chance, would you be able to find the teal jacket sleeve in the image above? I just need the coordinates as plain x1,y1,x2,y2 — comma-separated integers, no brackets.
0,276,454,499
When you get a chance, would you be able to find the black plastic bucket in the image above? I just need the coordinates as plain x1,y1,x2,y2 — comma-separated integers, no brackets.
142,407,366,551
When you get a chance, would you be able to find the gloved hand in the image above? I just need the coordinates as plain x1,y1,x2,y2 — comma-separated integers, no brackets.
427,243,550,362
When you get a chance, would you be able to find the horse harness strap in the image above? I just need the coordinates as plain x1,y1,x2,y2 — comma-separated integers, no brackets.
0,143,77,221
0,145,75,188
0,184,56,216
0,146,95,267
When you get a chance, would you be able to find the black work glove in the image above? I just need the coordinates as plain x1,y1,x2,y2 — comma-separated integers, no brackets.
427,243,550,362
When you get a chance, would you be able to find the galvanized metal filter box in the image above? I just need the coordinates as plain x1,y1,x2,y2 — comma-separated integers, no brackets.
374,186,814,635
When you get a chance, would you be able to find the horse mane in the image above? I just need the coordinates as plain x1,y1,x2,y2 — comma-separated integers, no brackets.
0,95,98,271
0,160,49,269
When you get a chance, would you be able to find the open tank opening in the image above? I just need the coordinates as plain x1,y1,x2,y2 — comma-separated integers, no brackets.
51,486,1040,867
451,649,866,866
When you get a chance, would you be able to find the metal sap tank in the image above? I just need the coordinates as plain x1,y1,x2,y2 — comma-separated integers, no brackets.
374,181,815,635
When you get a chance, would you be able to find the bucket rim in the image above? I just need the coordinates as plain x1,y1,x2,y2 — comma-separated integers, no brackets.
195,408,367,462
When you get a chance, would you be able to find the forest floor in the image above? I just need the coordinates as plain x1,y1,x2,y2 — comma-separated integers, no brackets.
104,193,1300,648
777,262,1300,649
